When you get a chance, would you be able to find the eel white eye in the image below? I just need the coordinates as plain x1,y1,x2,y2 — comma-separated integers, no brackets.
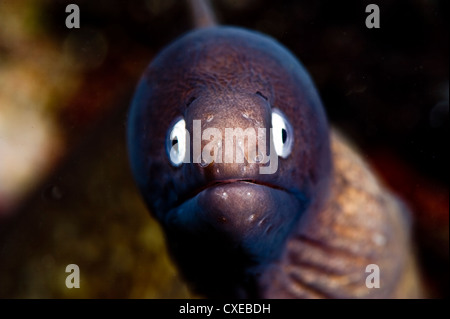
271,108,293,158
167,117,187,166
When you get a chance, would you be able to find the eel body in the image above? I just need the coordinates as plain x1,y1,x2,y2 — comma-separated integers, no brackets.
127,2,423,298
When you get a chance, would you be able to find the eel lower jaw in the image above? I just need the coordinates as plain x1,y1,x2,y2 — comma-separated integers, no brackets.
164,179,304,266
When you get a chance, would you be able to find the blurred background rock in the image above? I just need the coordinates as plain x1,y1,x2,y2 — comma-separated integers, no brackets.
0,0,447,298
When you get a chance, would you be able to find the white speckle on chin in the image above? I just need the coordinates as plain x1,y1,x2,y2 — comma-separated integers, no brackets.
247,192,251,196
222,192,228,199
372,233,386,246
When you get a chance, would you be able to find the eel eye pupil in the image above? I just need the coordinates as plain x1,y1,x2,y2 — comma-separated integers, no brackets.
281,128,287,144
172,137,178,150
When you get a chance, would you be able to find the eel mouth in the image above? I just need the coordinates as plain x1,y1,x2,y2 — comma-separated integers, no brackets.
174,179,288,209
165,178,304,263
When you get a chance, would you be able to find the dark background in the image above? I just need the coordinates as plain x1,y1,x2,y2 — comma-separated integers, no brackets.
0,0,447,298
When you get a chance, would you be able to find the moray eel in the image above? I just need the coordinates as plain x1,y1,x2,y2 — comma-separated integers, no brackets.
127,0,422,298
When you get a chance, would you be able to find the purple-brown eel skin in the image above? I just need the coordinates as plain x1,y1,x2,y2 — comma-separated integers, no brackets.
127,0,424,298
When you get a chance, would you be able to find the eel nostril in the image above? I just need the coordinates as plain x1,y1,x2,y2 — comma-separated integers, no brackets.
206,114,214,122
186,96,197,107
199,157,209,168
256,91,268,100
